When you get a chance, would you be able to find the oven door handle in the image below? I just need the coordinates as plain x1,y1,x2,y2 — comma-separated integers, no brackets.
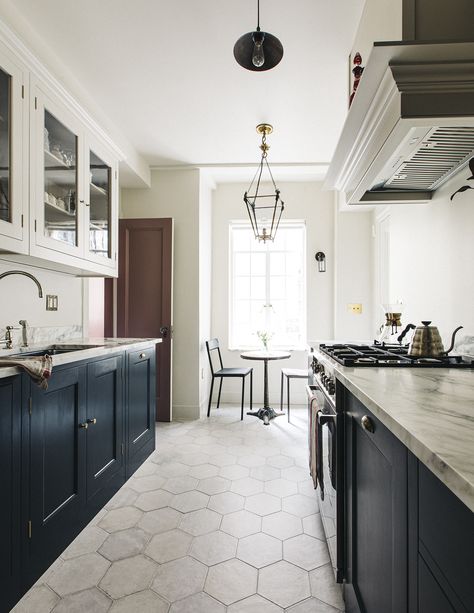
318,413,336,426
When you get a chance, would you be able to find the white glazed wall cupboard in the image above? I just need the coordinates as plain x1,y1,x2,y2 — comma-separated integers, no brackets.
0,31,119,277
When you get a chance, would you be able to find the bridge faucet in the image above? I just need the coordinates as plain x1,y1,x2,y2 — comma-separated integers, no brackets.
0,270,43,298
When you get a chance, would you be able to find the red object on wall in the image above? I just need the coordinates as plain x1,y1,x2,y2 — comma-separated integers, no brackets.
349,52,365,107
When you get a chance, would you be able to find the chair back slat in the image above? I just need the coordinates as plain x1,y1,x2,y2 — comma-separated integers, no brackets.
206,338,224,375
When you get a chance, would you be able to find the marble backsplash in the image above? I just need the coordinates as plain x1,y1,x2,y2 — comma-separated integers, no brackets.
455,334,474,358
0,325,83,350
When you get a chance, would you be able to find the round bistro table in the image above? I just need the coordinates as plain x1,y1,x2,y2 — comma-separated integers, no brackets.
240,350,291,425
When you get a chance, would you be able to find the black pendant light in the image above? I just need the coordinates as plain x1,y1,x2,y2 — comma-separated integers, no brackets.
234,0,283,72
244,124,284,243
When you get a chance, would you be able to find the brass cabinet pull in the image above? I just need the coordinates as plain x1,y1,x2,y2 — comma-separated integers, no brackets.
87,418,97,425
361,415,375,433
139,353,146,359
79,422,88,429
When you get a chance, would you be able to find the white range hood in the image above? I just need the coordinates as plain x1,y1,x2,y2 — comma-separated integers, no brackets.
325,41,474,205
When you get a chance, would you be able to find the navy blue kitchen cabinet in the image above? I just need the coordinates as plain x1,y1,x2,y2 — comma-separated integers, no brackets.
23,364,88,588
126,346,156,478
0,343,156,613
343,390,408,613
0,375,22,613
341,387,474,613
86,355,125,512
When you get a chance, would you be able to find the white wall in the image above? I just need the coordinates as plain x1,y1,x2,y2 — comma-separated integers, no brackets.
199,176,213,417
334,210,375,340
211,181,335,406
385,171,474,351
120,168,202,420
0,260,84,344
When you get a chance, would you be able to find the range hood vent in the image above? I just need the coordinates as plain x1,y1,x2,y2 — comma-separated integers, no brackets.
325,42,474,206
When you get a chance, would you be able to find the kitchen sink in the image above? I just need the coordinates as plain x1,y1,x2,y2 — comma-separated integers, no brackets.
5,344,103,358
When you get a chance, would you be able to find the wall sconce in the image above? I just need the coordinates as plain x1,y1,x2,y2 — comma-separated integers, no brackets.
315,252,326,273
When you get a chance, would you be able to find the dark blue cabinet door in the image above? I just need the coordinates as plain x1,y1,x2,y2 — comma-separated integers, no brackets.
344,391,408,613
126,346,156,477
0,375,21,613
24,365,87,588
86,355,124,508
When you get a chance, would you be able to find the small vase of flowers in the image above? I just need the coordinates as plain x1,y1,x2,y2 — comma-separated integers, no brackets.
257,330,273,351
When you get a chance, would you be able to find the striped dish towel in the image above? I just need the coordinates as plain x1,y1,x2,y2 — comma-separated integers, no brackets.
0,354,53,389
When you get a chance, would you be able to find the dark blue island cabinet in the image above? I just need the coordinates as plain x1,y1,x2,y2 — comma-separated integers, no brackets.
0,375,22,613
0,343,156,613
341,387,474,613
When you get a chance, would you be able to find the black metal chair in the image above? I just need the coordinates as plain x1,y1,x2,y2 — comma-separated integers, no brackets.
280,368,307,422
206,338,253,420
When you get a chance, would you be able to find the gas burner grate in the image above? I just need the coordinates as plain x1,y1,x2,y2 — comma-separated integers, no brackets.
319,343,474,368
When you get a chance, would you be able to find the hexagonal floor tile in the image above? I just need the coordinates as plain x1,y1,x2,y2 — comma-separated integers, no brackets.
302,514,325,540
244,493,281,516
138,507,182,535
128,475,167,493
11,584,59,613
145,529,192,563
190,530,237,565
179,452,210,466
220,464,250,480
49,587,111,613
220,510,262,538
46,553,110,597
105,487,139,510
284,534,330,571
266,454,295,469
230,477,264,497
98,506,143,532
237,454,265,468
197,476,231,495
258,560,310,608
163,476,199,494
237,532,282,568
281,467,310,482
189,464,220,479
169,592,225,613
208,452,237,467
286,597,341,612
262,512,303,540
205,559,258,605
135,489,174,512
250,466,281,482
227,594,283,613
99,527,150,561
264,478,298,498
282,494,319,518
179,508,222,536
298,479,318,498
110,589,169,613
309,564,345,610
156,462,190,477
152,556,207,602
61,526,108,559
170,491,209,513
208,491,244,514
99,555,159,599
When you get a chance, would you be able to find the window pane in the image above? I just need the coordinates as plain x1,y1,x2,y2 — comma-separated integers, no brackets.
270,252,285,274
233,229,251,251
235,252,250,276
250,276,265,300
251,252,266,276
270,276,285,300
235,277,250,300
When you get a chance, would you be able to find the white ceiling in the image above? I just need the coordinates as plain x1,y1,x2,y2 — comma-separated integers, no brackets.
6,0,364,171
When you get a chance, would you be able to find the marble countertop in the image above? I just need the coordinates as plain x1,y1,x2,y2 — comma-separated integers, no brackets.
0,337,161,379
333,363,474,512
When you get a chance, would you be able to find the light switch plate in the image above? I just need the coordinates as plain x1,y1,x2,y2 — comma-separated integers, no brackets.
46,295,58,311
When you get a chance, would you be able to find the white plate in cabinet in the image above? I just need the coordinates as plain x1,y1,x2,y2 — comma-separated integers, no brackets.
0,40,29,255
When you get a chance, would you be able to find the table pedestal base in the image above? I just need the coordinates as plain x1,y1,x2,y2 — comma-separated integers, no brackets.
247,408,285,426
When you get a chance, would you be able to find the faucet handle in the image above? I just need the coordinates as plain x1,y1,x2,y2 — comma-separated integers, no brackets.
19,319,28,327
6,325,20,331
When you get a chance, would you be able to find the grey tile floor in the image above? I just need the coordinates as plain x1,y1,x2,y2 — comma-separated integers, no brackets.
12,406,344,613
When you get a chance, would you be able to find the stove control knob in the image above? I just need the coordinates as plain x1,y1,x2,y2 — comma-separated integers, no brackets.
328,380,336,395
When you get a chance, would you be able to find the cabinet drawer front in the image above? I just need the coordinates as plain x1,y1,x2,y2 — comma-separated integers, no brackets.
127,346,156,461
418,462,474,611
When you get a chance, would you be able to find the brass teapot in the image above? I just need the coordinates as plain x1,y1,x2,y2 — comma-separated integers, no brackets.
408,321,463,358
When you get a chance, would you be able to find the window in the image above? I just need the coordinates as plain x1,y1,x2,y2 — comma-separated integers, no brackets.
229,221,306,349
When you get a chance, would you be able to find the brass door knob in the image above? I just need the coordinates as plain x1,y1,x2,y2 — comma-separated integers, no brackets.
87,418,97,425
139,353,146,359
79,422,88,429
361,415,375,433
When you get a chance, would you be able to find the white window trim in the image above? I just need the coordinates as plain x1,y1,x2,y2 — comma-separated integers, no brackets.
228,220,307,351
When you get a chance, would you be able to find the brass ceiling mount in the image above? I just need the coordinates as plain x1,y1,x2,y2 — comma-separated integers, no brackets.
257,123,272,153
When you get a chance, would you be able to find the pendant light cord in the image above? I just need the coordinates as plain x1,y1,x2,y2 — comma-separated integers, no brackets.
257,0,260,31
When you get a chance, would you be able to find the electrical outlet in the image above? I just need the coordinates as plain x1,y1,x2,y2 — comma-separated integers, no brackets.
46,295,58,311
348,303,362,314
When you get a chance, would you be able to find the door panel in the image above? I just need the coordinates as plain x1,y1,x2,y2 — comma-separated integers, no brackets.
86,356,124,502
113,218,173,421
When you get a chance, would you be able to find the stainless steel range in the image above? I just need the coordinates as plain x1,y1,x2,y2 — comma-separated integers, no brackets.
306,341,474,584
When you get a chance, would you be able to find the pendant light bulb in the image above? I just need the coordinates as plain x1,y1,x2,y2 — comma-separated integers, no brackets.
252,31,265,67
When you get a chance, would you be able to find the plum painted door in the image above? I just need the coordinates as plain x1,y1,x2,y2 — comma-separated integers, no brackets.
107,218,173,421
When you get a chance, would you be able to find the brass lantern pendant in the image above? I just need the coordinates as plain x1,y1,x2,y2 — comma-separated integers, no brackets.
244,124,284,243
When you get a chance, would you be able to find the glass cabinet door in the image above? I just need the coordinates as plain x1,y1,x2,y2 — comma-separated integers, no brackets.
88,150,111,259
43,110,78,247
0,66,11,225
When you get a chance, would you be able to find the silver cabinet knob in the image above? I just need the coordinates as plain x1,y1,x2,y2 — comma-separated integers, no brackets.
361,415,375,433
